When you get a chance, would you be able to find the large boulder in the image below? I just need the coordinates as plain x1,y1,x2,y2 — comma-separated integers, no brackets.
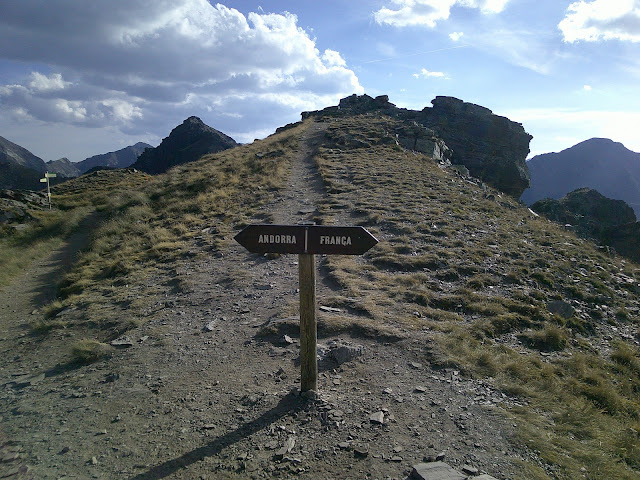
418,97,531,198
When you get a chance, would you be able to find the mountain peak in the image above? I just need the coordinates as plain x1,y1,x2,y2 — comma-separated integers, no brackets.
131,117,237,174
521,138,640,217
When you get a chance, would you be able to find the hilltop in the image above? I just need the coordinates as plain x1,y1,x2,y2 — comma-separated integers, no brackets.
131,116,237,174
0,100,639,479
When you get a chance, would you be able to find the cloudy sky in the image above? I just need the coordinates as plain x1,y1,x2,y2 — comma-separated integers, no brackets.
1,0,639,162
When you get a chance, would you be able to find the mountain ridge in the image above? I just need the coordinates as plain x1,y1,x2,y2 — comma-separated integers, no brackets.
1,109,640,479
521,137,640,217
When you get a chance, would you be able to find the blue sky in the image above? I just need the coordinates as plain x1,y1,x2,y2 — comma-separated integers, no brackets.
1,0,639,161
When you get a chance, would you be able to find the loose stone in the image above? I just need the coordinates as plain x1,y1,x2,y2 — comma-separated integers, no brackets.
370,411,384,424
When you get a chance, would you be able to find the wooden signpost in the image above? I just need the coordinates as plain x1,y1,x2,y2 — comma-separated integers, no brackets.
235,224,378,392
40,172,56,209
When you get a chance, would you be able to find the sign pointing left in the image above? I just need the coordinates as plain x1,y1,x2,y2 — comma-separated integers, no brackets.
234,224,378,255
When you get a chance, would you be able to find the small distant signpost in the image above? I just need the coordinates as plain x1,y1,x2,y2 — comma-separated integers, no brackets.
40,172,56,209
235,224,378,392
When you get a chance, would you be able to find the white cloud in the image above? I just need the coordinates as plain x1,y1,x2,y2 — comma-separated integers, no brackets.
375,0,455,28
583,84,592,91
559,0,640,43
449,31,464,41
472,28,563,74
458,0,509,14
322,49,347,67
413,68,448,78
374,0,510,28
29,72,69,92
0,1,362,159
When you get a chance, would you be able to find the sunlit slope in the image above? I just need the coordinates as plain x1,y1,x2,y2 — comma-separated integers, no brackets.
24,113,640,479
36,122,306,333
312,115,640,479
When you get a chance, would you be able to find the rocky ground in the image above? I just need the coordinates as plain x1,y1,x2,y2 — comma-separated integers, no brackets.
0,124,544,479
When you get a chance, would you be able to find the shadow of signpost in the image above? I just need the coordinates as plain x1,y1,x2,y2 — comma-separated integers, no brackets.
130,392,305,480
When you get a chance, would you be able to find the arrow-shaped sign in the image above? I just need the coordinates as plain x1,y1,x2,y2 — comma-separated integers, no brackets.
234,224,378,255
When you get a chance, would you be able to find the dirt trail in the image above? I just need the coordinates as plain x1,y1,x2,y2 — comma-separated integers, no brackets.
0,122,539,479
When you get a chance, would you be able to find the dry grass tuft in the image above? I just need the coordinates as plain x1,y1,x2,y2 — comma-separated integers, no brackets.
311,114,640,478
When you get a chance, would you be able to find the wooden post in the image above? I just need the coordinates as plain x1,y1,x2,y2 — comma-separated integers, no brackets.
298,253,317,392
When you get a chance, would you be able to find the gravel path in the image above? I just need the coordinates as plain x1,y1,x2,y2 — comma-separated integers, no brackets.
0,122,541,479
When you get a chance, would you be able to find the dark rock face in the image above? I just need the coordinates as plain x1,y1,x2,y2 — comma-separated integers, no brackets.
303,94,532,198
532,188,639,261
0,135,46,173
132,117,237,174
521,138,640,218
424,97,531,198
532,188,636,237
604,222,640,263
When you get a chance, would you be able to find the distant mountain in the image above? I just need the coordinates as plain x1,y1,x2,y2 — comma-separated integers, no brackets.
0,134,151,189
75,142,151,174
46,143,151,177
131,117,237,174
0,135,46,173
521,138,640,217
46,158,79,177
0,161,45,190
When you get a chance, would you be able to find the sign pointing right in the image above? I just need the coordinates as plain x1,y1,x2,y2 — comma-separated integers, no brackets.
234,224,378,255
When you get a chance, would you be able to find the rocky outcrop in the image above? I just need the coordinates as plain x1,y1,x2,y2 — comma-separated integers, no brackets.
392,121,452,162
0,189,49,227
532,188,636,237
423,97,531,198
532,188,640,262
303,94,532,198
132,117,237,174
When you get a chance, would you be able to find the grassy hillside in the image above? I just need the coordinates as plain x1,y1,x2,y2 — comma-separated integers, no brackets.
32,124,305,335
6,116,639,478
0,169,151,287
312,115,640,479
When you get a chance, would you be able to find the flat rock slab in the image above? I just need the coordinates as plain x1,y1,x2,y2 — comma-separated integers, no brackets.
411,462,466,480
475,475,499,480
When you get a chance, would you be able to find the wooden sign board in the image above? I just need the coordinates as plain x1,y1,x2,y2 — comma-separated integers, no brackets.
234,224,378,255
233,223,378,393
